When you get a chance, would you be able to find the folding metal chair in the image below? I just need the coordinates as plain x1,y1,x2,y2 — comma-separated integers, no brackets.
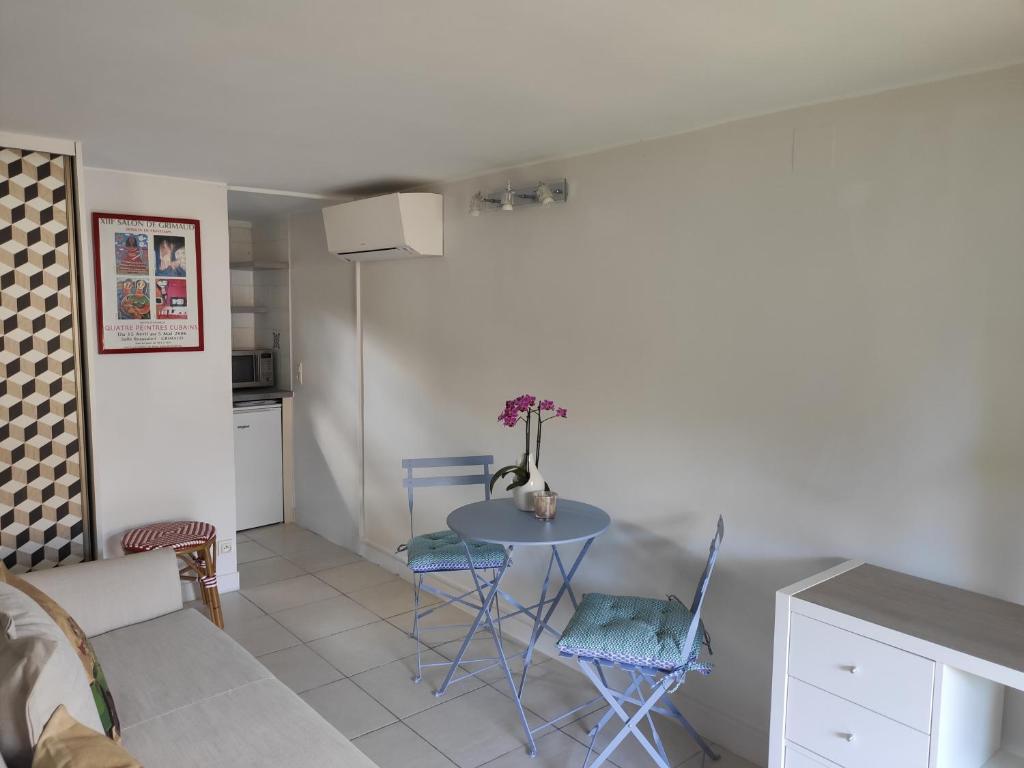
557,516,725,768
398,455,509,683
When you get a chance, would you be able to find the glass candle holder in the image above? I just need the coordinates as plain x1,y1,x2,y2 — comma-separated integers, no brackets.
533,491,558,521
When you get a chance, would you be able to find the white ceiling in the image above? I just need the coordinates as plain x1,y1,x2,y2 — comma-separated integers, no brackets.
2,1,1023,195
226,189,342,221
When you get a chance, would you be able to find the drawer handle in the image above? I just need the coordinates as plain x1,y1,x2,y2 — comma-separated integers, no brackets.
841,733,856,743
841,664,859,674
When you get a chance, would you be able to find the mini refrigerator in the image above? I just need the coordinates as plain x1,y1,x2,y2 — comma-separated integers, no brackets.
233,402,284,530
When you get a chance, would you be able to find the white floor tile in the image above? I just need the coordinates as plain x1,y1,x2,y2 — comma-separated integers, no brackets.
184,590,265,627
227,523,750,768
238,556,304,588
287,544,364,572
349,579,441,619
404,686,542,768
316,560,401,593
434,634,529,686
300,678,397,739
242,574,340,613
222,614,300,657
236,539,275,564
387,602,484,647
481,729,613,768
272,594,379,642
258,643,343,693
353,722,456,768
678,743,758,767
204,590,264,627
492,659,604,728
560,707,701,768
273,532,339,556
350,650,484,719
247,524,322,553
309,620,420,676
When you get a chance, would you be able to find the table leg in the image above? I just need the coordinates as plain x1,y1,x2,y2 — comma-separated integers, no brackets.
538,538,593,630
487,599,538,755
517,548,556,696
517,538,596,686
512,537,605,741
453,541,539,757
439,537,600,756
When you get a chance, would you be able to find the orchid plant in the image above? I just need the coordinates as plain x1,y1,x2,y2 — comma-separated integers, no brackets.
490,394,568,492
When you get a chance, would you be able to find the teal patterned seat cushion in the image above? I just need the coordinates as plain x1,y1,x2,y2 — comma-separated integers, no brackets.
406,531,507,572
557,593,711,673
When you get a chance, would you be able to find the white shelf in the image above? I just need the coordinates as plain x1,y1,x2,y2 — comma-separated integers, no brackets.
229,261,288,271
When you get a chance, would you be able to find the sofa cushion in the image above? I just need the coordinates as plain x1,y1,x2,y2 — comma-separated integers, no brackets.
1,566,121,741
122,678,378,768
90,608,270,728
31,705,140,768
0,584,103,768
21,550,183,640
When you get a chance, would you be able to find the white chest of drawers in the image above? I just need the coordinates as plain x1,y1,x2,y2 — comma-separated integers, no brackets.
769,561,1024,768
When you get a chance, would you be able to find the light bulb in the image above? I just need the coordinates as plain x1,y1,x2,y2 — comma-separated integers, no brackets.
501,180,515,211
535,182,554,206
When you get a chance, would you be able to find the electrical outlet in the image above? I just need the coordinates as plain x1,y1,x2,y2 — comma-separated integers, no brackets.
218,539,233,556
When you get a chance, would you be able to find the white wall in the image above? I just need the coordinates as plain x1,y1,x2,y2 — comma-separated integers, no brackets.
228,216,292,385
79,168,238,589
228,220,256,348
288,209,362,547
252,217,292,388
357,64,1024,763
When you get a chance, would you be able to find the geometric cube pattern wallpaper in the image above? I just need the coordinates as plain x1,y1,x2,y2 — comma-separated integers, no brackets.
0,146,88,572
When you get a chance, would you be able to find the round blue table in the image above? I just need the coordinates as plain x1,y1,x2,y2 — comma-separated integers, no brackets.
435,497,610,756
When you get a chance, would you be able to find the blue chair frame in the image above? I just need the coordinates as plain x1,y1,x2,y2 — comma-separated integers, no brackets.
400,455,508,683
560,516,725,768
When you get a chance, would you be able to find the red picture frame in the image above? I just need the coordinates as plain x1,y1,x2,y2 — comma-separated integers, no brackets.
91,212,205,353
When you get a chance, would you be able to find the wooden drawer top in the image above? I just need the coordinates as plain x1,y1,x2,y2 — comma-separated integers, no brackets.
797,564,1024,676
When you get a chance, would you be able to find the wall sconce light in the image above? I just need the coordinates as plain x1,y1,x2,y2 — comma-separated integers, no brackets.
535,181,555,206
501,180,515,211
468,178,568,215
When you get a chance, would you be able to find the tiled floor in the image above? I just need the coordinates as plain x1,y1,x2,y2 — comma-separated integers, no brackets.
190,524,757,768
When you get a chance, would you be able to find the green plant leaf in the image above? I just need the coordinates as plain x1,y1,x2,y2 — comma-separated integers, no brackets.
489,464,527,492
505,467,528,490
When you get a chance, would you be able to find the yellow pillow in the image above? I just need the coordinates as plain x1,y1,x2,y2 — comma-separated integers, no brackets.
31,706,139,768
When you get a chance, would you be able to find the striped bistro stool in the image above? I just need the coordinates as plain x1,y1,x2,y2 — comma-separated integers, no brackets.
121,521,224,629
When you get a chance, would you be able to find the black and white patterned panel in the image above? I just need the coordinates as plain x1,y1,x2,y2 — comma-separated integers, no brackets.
0,146,86,572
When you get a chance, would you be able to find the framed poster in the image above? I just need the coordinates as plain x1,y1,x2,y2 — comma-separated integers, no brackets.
92,212,204,353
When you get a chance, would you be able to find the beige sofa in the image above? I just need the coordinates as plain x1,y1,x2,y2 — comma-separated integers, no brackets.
21,549,378,768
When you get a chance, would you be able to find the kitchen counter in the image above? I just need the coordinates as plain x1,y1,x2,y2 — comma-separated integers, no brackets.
232,388,294,404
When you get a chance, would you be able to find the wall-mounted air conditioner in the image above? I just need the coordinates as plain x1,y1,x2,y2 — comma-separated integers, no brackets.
322,192,443,262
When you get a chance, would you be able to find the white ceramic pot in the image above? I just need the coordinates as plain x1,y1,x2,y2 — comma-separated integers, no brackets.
512,454,546,512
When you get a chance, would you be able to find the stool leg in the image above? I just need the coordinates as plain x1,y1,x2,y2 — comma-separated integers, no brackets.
177,551,208,608
193,553,211,608
201,542,224,629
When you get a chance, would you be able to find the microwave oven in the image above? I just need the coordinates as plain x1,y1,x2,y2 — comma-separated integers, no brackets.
232,349,274,389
